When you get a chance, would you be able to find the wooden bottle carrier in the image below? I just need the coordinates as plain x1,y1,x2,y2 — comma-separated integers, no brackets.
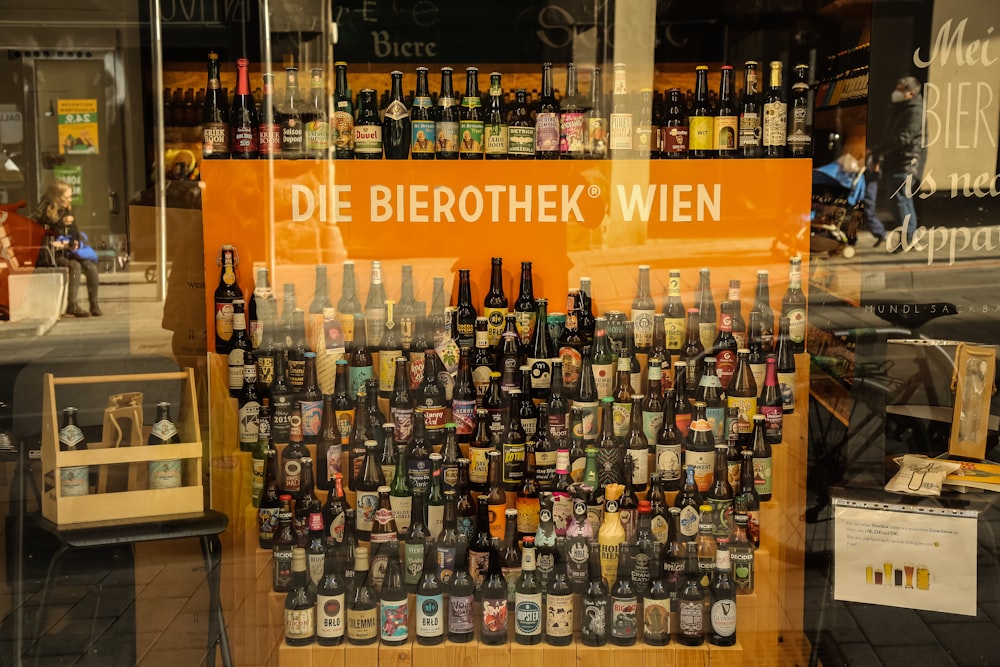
41,369,204,525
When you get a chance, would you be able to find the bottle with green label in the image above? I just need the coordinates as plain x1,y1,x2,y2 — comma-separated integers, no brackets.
436,67,459,159
410,67,435,159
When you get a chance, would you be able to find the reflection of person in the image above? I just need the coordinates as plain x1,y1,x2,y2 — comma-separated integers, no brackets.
869,76,924,249
959,359,987,443
31,181,101,317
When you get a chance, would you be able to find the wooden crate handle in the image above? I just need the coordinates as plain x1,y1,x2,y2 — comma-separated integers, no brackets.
51,371,192,386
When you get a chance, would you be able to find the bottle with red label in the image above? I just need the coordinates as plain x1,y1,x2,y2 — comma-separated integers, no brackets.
257,72,281,157
713,302,739,390
660,88,688,158
214,244,241,355
230,58,258,158
759,355,783,444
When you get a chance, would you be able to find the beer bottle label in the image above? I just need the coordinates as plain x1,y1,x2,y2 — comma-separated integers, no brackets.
516,495,541,535
763,101,788,147
559,346,582,389
685,447,714,493
256,355,274,386
232,123,258,155
630,451,649,487
560,111,585,155
203,122,230,156
468,549,490,590
238,402,260,445
727,396,757,434
407,458,431,494
333,110,354,152
587,116,608,157
355,490,379,532
468,447,490,485
391,406,414,443
481,598,508,640
706,405,726,443
316,593,345,639
789,106,810,151
535,112,559,152
526,357,553,390
711,599,737,637
258,122,281,156
353,124,382,155
305,118,329,153
739,112,761,148
761,404,783,441
552,492,572,534
335,409,354,444
574,401,600,441
283,458,302,493
411,118,437,154
388,494,411,534
545,593,574,637
449,594,475,634
716,350,737,388
650,513,669,544
348,365,373,397
713,115,738,151
215,301,234,342
484,123,508,155
417,595,444,637
643,598,670,639
778,372,797,412
787,308,806,343
459,118,485,155
731,547,754,589
609,113,633,150
258,506,279,542
515,592,543,636
436,120,459,154
346,607,378,641
592,363,614,399
488,502,507,540
689,116,713,151
664,317,685,351
709,497,734,538
753,455,773,495
515,311,537,346
404,540,425,586
662,124,689,155
285,606,315,640
675,411,692,438
611,596,638,639
380,599,409,641
679,599,703,638
679,504,699,538
300,400,322,438
571,455,586,483
327,509,345,542
502,441,526,485
581,598,608,642
632,310,655,348
655,443,682,483
281,117,304,153
508,126,536,156
750,363,767,394
149,460,182,489
377,351,399,393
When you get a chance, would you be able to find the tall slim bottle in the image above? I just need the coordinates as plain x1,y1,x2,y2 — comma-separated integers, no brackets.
202,52,229,158
632,265,656,352
535,62,559,159
787,64,812,157
279,66,304,158
436,67,459,159
689,66,713,159
459,66,484,159
484,72,508,159
762,61,787,158
411,67,435,159
507,89,536,159
781,255,807,353
559,62,585,159
663,269,686,356
382,70,411,159
714,65,737,158
353,89,382,159
586,67,608,159
304,67,329,159
332,62,354,159
738,61,762,158
230,58,258,158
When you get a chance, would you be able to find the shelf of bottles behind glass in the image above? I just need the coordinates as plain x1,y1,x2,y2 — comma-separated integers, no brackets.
199,53,811,161
218,250,805,648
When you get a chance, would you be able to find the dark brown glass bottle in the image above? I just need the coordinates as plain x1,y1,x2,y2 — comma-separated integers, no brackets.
507,89,535,159
534,63,559,159
738,61,762,158
689,66,713,159
230,58,258,159
202,52,229,159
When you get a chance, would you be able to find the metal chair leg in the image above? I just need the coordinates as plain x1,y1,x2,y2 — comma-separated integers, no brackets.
200,535,232,667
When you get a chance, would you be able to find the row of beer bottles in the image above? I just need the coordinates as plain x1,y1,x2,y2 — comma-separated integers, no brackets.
215,249,806,361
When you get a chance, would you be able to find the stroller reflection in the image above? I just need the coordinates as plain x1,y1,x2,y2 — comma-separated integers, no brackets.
809,153,866,258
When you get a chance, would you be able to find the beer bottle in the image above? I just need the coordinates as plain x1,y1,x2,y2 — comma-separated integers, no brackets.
148,401,182,490
547,360,570,441
656,388,684,492
354,440,383,541
364,261,387,349
257,72,281,158
303,67,329,159
348,314,373,397
726,409,742,489
284,548,316,646
250,265,276,352
483,370,506,440
686,402,715,493
469,495,493,597
578,276,597,343
696,358,725,444
552,450,574,534
586,66,608,159
347,386,369,487
619,454,640,542
353,88,382,159
408,304,430,389
598,483,625,586
787,64,812,157
728,280,748,349
713,303,739,390
322,472,349,544
482,257,508,349
644,530,671,645
214,245,241,355
596,397,621,487
507,89,536,159
281,403,308,497
238,357,262,452
471,318,494,403
575,347,600,443
404,493,428,592
516,444,541,541
481,72,508,159
480,540,509,645
675,466,703,543
305,509,326,586
513,261,537,347
748,311,768,390
583,448,603,532
251,402,272,506
707,443,734,539
230,58,258,158
609,62,632,159
581,542,610,646
534,404,558,490
526,299,555,401
316,394,341,490
610,542,638,646
762,61,787,157
293,457,321,546
346,546,378,645
448,546,476,642
777,317,797,413
336,261,360,345
332,62,354,159
308,265,331,316
535,492,559,588
559,62,585,159
709,539,737,646
273,496,296,592
518,367,540,441
451,269,475,349
486,450,508,540
286,309,308,393
279,66,304,158
663,269,686,357
632,265,656,353
689,65,713,159
497,315,522,392
458,66,484,160
201,52,229,158
695,503,716,592
514,538,543,644
681,309,705,388
426,454,446,540
590,317,615,399
376,540,408,645
370,485,399,553
408,410,431,494
760,355,783,444
731,495,756,592
467,408,492,494
636,88,658,159
436,67,459,159
383,70,410,159
663,507,685,634
738,61,762,158
299,352,323,444
564,492,593,592
316,547,346,646
646,472,668,544
695,269,717,352
258,441,281,548
500,508,522,605
660,87,688,158
781,255,807,354
727,350,758,446
751,415,772,501
545,557,574,646
751,269,775,353
557,292,584,392
388,356,412,442
626,396,649,493
501,389,528,491
673,361,693,436
415,542,445,645
535,62,559,159
407,67,435,160
623,322,642,391
678,541,705,645
714,65,737,158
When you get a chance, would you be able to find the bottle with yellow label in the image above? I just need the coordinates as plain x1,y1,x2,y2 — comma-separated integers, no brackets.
598,483,626,587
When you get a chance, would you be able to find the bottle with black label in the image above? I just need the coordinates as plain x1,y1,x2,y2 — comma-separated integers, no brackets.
316,546,346,646
787,64,812,157
272,495,296,592
501,389,528,491
281,404,308,498
709,539,737,646
581,541,609,646
507,89,536,159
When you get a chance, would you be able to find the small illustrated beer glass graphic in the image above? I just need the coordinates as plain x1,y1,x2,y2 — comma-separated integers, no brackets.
865,565,873,585
904,563,915,589
883,561,892,585
917,565,931,591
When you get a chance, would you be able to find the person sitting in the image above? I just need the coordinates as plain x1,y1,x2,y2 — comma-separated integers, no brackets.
30,181,101,317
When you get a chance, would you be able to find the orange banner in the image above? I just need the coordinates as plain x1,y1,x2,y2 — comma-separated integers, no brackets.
201,159,810,352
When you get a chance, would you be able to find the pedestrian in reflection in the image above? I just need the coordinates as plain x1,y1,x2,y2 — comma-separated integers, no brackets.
31,181,102,317
868,76,925,250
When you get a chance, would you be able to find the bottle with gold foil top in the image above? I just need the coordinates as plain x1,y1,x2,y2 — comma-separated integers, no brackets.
598,483,626,587
609,62,632,159
689,65,713,158
382,70,411,160
484,72,508,159
762,60,787,157
738,61,762,158
411,67,435,159
459,66,484,159
332,62,354,159
726,350,758,446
